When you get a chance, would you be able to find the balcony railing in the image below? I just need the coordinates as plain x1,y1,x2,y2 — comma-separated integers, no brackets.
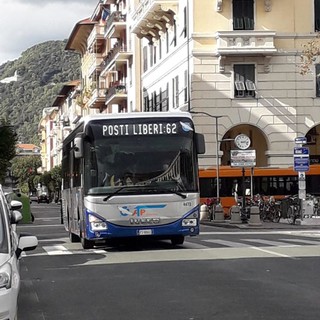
100,43,129,74
104,11,126,38
215,31,277,56
105,83,127,103
87,25,105,52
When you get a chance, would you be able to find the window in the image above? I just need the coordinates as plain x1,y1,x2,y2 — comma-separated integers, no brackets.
143,46,148,72
172,76,179,108
315,0,320,31
171,21,177,47
234,64,256,98
233,0,254,30
184,70,188,103
316,64,320,97
149,44,154,67
182,7,187,38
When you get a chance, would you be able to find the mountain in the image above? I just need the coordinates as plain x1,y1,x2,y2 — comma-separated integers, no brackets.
0,40,81,144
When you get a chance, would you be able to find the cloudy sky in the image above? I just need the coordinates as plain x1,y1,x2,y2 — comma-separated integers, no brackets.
0,0,98,65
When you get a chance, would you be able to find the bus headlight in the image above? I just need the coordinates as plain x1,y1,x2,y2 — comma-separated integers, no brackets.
182,218,197,227
88,214,107,231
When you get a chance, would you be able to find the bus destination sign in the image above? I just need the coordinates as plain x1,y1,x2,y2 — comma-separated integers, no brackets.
102,121,193,136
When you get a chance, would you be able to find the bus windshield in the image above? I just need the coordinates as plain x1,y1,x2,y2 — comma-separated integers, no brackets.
82,119,198,195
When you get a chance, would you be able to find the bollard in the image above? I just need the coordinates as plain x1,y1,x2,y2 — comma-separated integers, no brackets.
230,205,242,224
213,204,225,223
200,204,209,221
249,206,262,226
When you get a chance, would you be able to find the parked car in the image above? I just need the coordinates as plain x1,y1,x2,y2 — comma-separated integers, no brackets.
0,184,38,320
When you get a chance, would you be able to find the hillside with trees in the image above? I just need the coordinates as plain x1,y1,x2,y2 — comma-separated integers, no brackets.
0,40,80,144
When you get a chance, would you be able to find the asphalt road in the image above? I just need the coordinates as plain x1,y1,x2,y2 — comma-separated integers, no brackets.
17,202,320,320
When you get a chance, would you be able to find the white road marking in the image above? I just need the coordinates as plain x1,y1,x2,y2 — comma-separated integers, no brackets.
241,239,300,247
42,245,72,255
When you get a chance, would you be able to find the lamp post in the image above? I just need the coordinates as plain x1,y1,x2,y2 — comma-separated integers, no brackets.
190,111,227,204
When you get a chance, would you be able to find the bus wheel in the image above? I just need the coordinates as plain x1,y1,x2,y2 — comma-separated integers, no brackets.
171,236,184,246
81,237,94,249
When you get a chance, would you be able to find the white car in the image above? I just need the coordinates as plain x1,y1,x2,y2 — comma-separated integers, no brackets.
0,185,38,320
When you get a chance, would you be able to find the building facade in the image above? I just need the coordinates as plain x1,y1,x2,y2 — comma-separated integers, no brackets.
41,0,320,171
131,0,320,169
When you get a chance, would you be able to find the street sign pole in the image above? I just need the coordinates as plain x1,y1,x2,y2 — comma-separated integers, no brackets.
293,137,309,220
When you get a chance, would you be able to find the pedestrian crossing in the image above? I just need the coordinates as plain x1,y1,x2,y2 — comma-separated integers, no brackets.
21,235,320,257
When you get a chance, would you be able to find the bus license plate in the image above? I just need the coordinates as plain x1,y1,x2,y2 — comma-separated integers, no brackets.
138,229,153,236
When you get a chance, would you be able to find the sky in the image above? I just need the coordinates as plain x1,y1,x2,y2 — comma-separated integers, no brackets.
0,0,98,66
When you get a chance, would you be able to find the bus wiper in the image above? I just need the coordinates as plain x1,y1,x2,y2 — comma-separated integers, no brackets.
143,187,187,199
103,186,133,202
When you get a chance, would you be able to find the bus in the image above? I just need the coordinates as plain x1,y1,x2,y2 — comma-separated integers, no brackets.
199,165,320,214
61,112,205,248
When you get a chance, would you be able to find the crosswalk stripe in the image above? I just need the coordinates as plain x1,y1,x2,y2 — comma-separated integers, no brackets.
42,245,72,255
279,238,320,245
203,239,250,247
241,239,299,247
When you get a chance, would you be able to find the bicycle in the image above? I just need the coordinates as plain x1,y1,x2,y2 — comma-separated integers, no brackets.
286,195,301,224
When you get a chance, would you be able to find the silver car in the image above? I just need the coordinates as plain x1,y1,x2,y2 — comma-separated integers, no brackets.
0,185,38,320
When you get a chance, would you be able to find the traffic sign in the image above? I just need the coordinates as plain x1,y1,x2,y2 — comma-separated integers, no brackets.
230,149,256,167
294,156,310,172
294,147,309,155
295,136,307,144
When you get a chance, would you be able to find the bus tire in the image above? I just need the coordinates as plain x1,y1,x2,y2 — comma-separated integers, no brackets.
171,235,184,246
81,237,94,249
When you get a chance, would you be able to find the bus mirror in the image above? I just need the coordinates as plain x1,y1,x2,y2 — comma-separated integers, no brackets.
196,133,206,154
74,135,84,158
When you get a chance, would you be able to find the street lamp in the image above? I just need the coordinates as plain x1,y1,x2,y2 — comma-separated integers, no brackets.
190,111,227,204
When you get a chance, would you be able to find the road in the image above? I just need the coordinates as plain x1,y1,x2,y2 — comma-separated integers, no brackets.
18,202,320,320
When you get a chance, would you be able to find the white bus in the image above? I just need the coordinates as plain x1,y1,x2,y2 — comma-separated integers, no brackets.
61,112,205,248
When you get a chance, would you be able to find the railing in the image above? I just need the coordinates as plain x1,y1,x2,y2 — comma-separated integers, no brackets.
105,83,127,101
215,31,277,55
104,11,126,35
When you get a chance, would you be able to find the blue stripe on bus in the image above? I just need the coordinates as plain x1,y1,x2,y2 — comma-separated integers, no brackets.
84,205,200,240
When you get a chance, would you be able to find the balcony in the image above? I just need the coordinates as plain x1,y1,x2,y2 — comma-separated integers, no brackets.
104,11,126,38
88,56,103,78
87,88,106,109
105,83,127,106
215,31,277,56
132,0,178,41
87,24,105,53
100,43,132,76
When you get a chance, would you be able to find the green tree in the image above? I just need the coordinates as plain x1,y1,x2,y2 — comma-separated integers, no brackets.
0,120,17,182
11,155,42,192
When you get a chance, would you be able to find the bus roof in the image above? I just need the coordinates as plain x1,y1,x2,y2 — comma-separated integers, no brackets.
78,111,193,126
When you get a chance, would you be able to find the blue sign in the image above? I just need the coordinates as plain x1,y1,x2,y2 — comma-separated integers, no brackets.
295,136,307,144
294,156,310,172
294,147,309,155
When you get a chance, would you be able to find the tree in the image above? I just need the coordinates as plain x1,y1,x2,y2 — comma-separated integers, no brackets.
300,33,320,75
11,156,42,192
0,120,17,182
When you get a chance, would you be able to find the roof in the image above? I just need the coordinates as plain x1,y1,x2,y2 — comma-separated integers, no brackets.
65,18,95,55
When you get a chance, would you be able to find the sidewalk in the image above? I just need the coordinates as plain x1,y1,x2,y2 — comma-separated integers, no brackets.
200,217,320,230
